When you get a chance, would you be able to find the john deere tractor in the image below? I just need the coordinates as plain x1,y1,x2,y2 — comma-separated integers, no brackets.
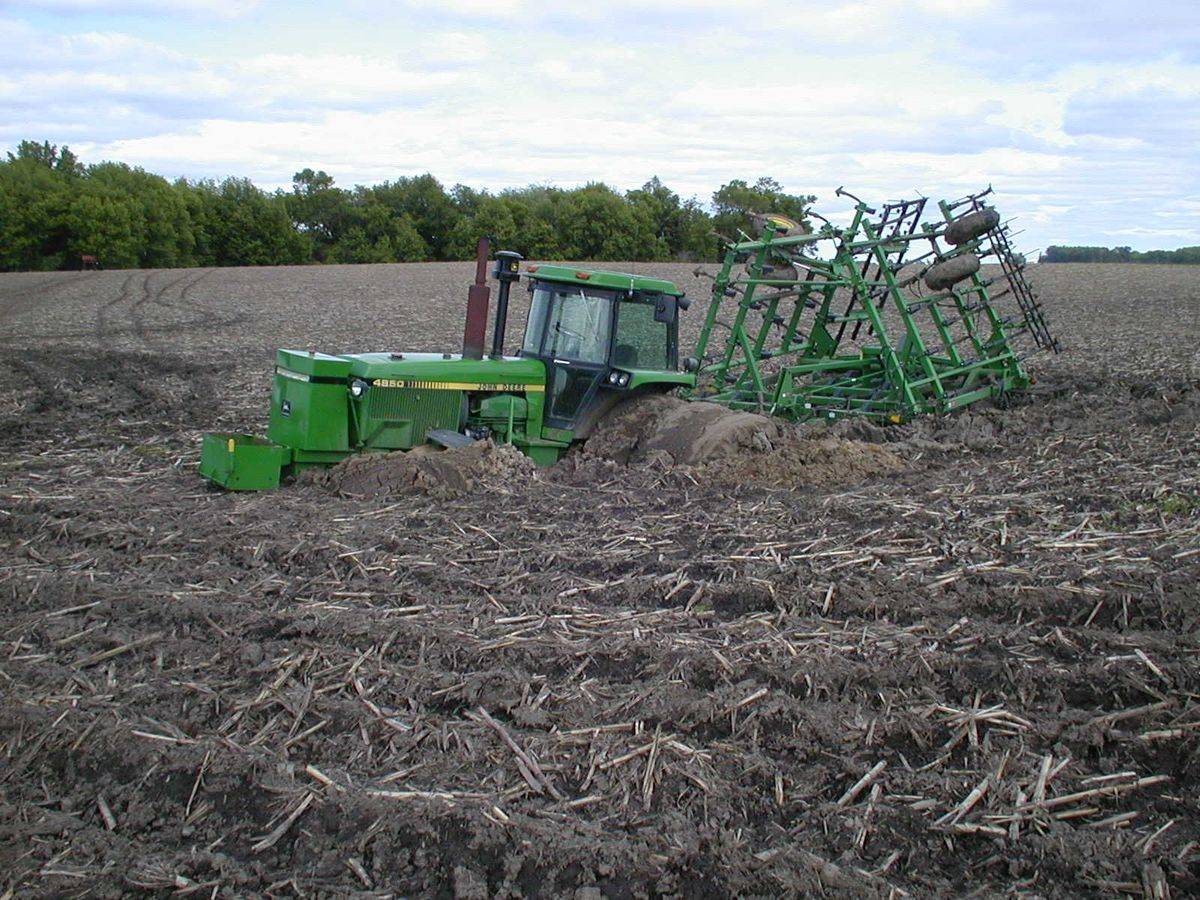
200,240,694,489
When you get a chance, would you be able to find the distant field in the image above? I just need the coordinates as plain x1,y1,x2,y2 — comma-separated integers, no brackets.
0,262,1197,896
1,261,1196,370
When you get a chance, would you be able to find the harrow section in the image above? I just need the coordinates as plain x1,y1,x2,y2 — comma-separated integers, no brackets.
691,187,1059,422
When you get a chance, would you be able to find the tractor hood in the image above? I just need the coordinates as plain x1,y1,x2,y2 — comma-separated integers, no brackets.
276,350,546,388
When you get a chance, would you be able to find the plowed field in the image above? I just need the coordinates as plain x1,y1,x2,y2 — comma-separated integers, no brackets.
1,262,1197,897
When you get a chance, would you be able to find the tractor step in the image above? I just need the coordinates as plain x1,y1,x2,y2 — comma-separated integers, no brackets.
428,429,475,449
200,433,291,490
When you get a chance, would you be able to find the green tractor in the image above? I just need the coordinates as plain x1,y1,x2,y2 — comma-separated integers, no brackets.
200,240,694,490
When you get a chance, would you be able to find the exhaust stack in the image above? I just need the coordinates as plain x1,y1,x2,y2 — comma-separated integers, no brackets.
462,236,491,360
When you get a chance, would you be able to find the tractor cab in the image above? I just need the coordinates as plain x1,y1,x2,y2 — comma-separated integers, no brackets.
518,265,693,436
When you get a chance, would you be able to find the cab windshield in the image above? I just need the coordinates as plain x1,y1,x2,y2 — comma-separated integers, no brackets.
523,283,614,364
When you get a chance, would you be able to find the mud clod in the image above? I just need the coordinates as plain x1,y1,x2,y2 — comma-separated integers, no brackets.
584,394,782,466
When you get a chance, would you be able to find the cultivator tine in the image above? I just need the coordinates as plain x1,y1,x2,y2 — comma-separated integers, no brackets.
690,186,1054,424
990,224,1060,353
945,190,1059,353
843,197,927,343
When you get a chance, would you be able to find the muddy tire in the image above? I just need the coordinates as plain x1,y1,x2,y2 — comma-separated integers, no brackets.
944,208,1000,245
924,253,981,291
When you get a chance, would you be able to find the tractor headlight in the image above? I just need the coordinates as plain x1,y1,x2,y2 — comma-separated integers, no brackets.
349,379,368,398
618,373,630,387
607,371,620,385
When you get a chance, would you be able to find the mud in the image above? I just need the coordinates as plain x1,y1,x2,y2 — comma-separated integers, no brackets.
314,441,538,500
581,393,905,489
0,262,1197,898
311,396,905,502
583,394,782,466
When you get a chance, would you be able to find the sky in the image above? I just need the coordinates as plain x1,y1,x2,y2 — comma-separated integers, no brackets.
1,0,1197,251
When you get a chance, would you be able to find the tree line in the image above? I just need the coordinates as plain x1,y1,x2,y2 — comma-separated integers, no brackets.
1043,245,1200,264
0,140,814,272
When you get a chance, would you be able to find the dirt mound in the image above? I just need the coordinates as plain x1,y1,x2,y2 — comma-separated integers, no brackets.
697,434,905,488
312,440,537,499
581,394,903,487
584,394,782,466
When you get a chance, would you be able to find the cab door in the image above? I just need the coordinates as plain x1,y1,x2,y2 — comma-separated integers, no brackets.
524,283,615,431
543,359,606,429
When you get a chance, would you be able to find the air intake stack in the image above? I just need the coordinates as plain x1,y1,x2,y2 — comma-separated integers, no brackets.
490,250,523,358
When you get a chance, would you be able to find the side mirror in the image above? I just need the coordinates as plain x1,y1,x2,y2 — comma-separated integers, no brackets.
653,295,677,324
677,294,690,311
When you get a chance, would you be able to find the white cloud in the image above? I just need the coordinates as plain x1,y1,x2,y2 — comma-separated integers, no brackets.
2,0,259,16
399,0,523,18
414,31,492,67
913,0,994,16
233,54,463,108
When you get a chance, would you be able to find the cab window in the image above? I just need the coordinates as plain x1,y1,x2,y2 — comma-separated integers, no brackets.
613,300,669,370
524,283,613,364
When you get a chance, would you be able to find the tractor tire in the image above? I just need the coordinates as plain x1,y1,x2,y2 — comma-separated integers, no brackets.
924,253,981,291
758,262,800,283
944,208,1000,245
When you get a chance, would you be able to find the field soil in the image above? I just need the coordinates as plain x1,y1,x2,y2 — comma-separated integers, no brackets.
0,262,1198,897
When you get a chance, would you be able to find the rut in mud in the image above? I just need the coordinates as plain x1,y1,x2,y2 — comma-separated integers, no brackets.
0,262,1197,898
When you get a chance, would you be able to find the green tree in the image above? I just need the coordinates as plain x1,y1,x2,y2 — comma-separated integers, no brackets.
445,195,518,259
330,200,427,263
367,174,460,259
88,162,195,267
0,138,843,271
202,178,307,266
501,195,561,259
0,155,72,270
64,186,141,268
7,140,84,176
450,183,485,218
499,186,569,258
1043,244,1200,264
176,178,225,266
287,168,350,261
557,183,658,260
625,176,715,260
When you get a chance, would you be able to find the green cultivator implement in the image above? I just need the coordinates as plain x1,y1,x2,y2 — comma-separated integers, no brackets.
689,186,1058,423
200,186,1058,490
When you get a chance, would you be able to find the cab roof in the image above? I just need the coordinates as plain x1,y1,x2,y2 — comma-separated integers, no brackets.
525,263,684,298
